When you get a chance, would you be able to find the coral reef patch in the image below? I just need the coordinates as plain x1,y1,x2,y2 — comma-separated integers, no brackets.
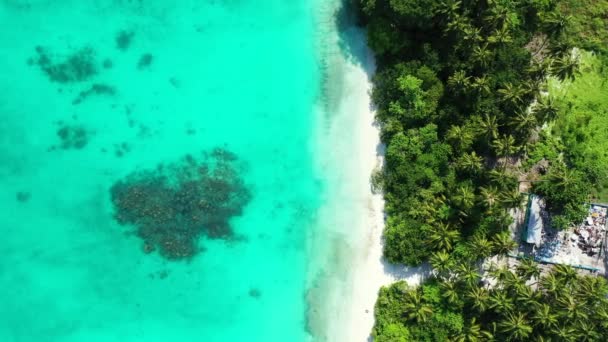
249,288,261,299
16,191,31,203
102,58,113,69
113,142,130,158
115,30,134,51
55,124,88,150
110,148,251,260
72,83,116,105
137,53,153,69
32,46,97,83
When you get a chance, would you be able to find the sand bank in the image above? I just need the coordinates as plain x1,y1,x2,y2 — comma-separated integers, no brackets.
306,3,429,341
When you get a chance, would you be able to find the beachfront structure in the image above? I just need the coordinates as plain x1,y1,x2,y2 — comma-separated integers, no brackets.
525,195,543,247
520,195,608,274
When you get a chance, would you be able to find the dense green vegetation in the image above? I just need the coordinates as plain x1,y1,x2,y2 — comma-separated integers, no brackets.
558,0,608,53
357,0,608,340
374,261,608,341
361,0,585,265
550,52,608,202
522,51,608,227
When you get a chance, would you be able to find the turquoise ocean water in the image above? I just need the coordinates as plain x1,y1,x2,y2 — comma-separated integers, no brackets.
0,1,352,341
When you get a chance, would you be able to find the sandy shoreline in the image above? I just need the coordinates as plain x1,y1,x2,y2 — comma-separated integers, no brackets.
306,4,428,340
321,44,429,342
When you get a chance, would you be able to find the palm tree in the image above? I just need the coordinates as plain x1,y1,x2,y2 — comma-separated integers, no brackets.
524,80,542,99
468,234,493,259
457,262,481,287
516,258,541,281
552,264,578,284
575,276,608,303
436,0,462,18
498,312,533,341
515,285,541,310
549,40,571,57
484,4,510,29
489,290,515,313
488,264,511,283
403,290,433,323
488,24,513,45
492,134,520,159
430,251,453,276
454,317,493,342
448,70,472,90
462,26,482,44
550,324,578,341
447,125,474,152
542,12,571,38
480,186,500,209
477,113,500,140
556,293,589,321
499,190,525,209
472,76,492,95
527,59,552,81
445,15,472,37
472,43,493,68
492,231,516,257
534,96,559,123
467,286,490,312
552,54,579,81
488,169,516,191
427,223,461,251
595,306,608,332
498,82,527,105
509,109,537,133
415,195,449,224
440,280,460,304
502,270,526,294
457,152,484,174
532,303,558,329
574,320,600,342
545,166,579,191
453,185,476,212
539,272,561,298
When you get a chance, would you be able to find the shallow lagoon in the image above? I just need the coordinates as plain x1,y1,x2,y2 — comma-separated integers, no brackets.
0,1,329,341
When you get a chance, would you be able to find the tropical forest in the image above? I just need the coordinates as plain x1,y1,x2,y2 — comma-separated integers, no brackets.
357,0,608,340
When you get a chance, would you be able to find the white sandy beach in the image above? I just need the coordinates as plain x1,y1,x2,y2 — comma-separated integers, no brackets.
307,3,428,341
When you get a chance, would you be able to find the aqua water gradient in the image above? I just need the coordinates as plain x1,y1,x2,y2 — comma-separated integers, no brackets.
0,1,332,341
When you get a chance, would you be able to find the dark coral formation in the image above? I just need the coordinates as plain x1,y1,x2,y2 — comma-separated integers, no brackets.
16,191,31,203
102,58,113,69
249,288,261,299
110,148,251,260
116,30,134,51
137,53,153,69
33,46,97,83
72,83,116,105
56,124,88,149
114,142,131,158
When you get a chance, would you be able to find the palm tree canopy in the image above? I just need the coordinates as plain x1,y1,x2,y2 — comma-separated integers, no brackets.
456,152,484,174
467,286,490,312
403,290,433,323
516,258,541,280
430,251,453,274
427,222,461,251
498,312,533,340
492,134,520,158
468,234,493,259
492,231,516,256
552,54,580,81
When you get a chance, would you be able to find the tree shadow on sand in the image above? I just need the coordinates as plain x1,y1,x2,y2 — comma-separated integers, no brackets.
334,0,374,75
